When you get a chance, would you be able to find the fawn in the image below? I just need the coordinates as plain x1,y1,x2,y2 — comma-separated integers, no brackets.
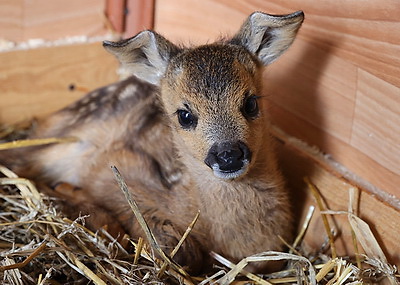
0,11,304,273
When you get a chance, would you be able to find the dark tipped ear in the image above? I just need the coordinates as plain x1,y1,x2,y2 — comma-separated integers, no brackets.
103,31,181,85
230,11,304,65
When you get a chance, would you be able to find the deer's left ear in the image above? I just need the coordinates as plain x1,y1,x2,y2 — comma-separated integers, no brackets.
231,11,304,65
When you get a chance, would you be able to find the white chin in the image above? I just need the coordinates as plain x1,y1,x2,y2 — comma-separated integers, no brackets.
211,162,249,180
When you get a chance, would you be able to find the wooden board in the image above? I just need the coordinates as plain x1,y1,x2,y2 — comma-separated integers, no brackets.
275,130,400,267
0,42,119,124
0,0,22,42
0,0,108,42
264,42,400,200
154,0,400,200
268,105,400,205
125,0,155,38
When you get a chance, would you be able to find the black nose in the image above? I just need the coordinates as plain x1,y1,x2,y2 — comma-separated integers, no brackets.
217,145,244,171
205,141,251,173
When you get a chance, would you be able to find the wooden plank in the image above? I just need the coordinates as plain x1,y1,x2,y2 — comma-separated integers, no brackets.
23,0,108,40
0,0,108,42
0,0,23,42
263,38,357,143
351,69,400,176
0,42,119,124
293,3,400,87
155,0,400,86
154,0,244,45
125,0,155,38
103,0,155,39
269,104,400,200
275,131,400,267
106,0,125,33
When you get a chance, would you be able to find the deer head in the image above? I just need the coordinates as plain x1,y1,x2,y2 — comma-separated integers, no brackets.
103,11,304,180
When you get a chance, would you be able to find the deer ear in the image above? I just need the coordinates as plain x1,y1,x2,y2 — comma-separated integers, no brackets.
103,31,181,85
231,11,304,65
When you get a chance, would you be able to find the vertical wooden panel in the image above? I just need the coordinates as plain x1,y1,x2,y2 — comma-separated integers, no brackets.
106,0,126,33
125,0,155,37
351,70,400,176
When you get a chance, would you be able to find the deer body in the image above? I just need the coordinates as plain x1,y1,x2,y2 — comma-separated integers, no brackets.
0,11,304,273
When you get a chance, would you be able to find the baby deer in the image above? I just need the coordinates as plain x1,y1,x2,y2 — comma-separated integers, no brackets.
0,11,304,273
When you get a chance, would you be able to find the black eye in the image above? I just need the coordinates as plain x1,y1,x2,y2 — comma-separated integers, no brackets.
177,109,197,129
243,95,259,119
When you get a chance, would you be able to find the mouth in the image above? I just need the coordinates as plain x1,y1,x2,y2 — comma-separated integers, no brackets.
209,160,250,180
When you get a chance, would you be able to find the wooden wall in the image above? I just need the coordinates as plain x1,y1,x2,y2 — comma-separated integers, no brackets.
0,43,119,123
0,0,116,124
154,0,400,202
0,0,154,124
0,0,108,42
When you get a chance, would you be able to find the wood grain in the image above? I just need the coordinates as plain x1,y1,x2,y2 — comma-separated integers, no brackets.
154,0,243,45
125,0,155,38
263,38,357,143
0,0,23,41
106,0,125,33
351,70,400,176
0,0,108,42
269,104,400,200
276,132,400,267
0,43,119,124
154,0,400,200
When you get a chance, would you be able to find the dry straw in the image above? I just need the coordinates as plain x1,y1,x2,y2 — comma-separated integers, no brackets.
0,135,399,284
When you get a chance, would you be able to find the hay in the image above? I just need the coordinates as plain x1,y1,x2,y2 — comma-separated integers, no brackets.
0,137,399,284
0,165,167,284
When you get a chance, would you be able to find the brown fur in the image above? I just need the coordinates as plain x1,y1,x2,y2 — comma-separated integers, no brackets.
0,11,304,273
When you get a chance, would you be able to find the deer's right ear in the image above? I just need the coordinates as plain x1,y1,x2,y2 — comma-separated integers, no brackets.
103,31,181,85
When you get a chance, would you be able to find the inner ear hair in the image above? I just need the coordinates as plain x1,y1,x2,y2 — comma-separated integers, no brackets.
230,11,304,65
103,31,181,85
